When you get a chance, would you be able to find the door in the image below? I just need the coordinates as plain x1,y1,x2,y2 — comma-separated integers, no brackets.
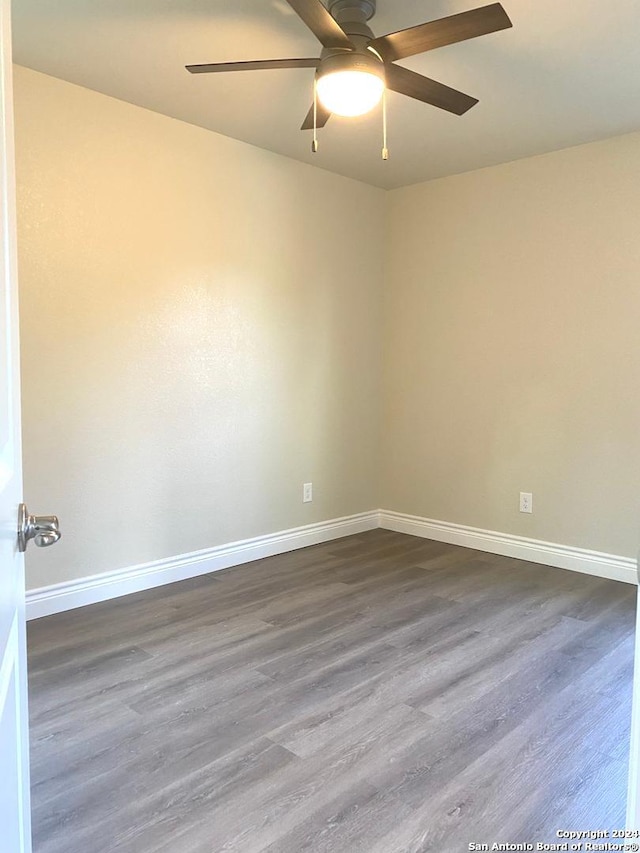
0,0,31,848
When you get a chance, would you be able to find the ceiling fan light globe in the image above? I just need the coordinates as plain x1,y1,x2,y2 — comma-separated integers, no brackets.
316,70,384,117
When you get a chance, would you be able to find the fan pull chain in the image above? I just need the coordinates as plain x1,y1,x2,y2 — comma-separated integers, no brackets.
382,87,389,161
312,78,319,154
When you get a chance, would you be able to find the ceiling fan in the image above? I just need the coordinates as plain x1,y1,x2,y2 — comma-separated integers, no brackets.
186,0,512,143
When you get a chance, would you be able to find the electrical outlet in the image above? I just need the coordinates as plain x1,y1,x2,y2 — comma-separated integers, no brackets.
519,492,533,514
303,482,313,503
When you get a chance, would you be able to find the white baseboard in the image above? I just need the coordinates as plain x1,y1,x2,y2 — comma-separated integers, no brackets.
25,510,379,620
27,507,637,620
379,509,637,585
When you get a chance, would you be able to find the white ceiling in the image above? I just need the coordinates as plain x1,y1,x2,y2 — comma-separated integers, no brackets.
12,0,640,189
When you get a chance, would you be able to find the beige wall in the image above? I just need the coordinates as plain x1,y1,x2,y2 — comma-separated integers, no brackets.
382,133,640,557
15,66,640,591
14,66,385,590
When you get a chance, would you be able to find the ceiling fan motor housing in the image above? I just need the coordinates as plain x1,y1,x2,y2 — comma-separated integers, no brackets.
321,0,381,74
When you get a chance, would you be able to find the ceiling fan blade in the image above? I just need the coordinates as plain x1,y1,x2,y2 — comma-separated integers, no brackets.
370,3,512,62
285,0,354,50
385,64,478,115
301,101,332,130
186,58,319,74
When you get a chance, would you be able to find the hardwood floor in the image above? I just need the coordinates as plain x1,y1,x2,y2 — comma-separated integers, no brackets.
27,530,635,853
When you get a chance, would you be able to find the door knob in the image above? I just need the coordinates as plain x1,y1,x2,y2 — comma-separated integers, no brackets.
17,504,61,552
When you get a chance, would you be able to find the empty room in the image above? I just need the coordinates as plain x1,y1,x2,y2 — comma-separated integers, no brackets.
2,0,640,851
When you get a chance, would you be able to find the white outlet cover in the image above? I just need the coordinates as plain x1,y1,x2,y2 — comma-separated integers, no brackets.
519,492,533,513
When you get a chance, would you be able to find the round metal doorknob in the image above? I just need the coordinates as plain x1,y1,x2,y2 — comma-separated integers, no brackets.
17,503,61,552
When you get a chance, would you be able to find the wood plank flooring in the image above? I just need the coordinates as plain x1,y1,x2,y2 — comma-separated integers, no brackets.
27,530,636,853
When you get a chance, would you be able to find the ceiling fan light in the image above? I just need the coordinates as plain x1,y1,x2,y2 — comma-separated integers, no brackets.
317,69,385,117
